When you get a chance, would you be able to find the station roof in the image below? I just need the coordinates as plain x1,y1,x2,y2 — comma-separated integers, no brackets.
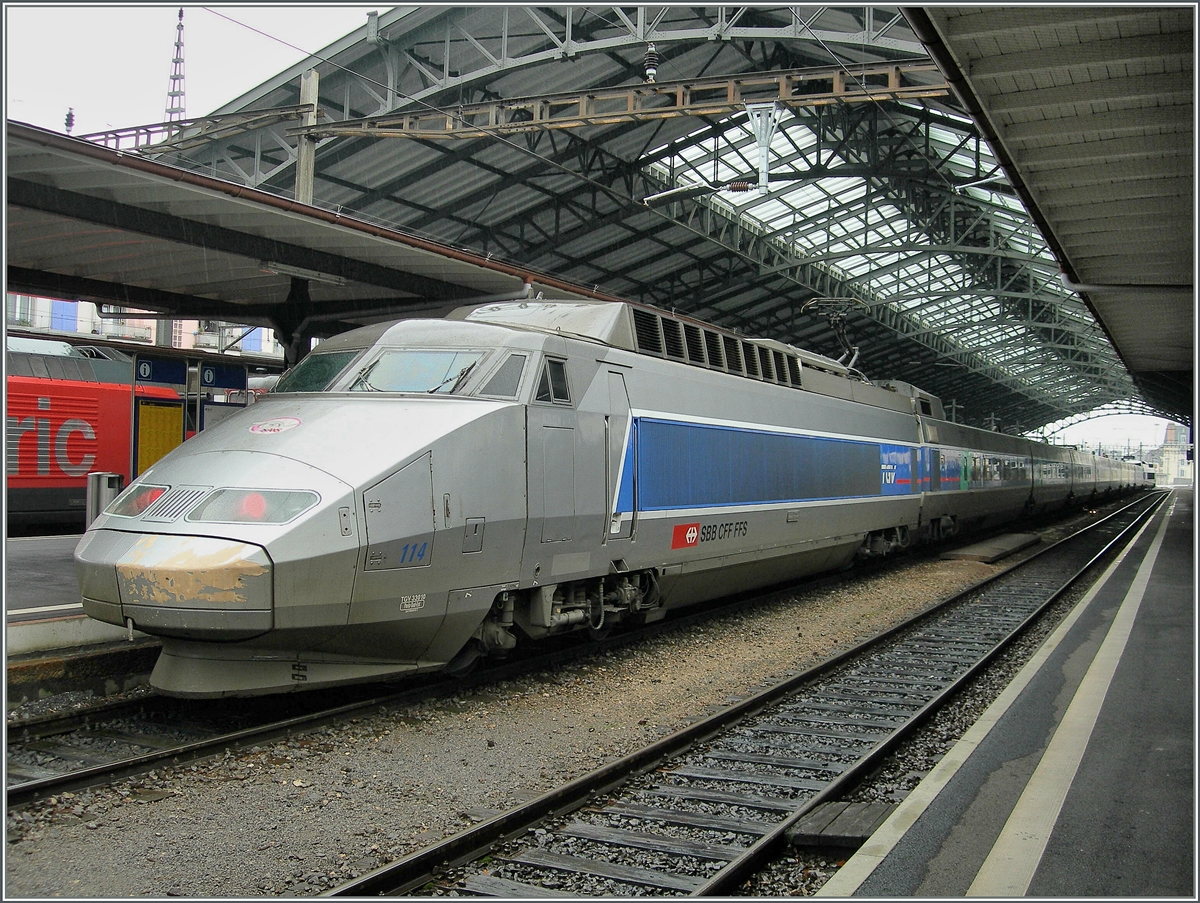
909,7,1193,430
6,5,1192,431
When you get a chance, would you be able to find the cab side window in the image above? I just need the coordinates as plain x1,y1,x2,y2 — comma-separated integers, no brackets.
534,358,571,404
478,353,527,398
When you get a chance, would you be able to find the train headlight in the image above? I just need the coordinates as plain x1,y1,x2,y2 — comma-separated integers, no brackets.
186,489,319,524
106,484,168,517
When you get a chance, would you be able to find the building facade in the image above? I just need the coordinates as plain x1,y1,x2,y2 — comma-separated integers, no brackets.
5,294,282,357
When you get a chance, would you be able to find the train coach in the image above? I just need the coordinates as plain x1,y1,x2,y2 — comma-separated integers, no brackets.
74,300,1143,697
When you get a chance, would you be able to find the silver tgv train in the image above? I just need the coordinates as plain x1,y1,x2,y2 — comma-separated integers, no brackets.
75,300,1145,697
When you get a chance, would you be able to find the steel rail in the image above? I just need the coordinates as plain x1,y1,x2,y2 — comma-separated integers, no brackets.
7,695,158,741
6,688,428,809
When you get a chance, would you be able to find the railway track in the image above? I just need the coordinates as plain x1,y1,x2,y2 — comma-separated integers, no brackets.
4,683,430,809
0,521,1005,808
1,576,888,809
5,494,1154,817
327,490,1166,897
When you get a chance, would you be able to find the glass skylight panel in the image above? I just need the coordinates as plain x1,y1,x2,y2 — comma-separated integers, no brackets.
647,104,1120,407
740,197,792,220
841,259,875,278
774,182,828,209
832,214,865,236
871,252,905,271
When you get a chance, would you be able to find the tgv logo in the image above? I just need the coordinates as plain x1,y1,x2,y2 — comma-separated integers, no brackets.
6,397,97,477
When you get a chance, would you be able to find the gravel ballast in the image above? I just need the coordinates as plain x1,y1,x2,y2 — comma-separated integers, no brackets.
6,530,1083,897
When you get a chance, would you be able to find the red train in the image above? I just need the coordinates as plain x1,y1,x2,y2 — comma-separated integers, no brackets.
7,334,284,532
6,337,178,531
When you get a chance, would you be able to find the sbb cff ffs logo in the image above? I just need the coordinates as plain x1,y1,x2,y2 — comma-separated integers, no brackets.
671,520,749,549
672,523,701,548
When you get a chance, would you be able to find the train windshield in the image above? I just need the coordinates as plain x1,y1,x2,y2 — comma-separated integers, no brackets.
346,349,486,394
272,351,360,393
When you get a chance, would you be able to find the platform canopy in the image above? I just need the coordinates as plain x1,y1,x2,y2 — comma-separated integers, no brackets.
19,5,1193,432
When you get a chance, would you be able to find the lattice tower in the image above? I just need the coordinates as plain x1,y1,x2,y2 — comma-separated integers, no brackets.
164,8,185,122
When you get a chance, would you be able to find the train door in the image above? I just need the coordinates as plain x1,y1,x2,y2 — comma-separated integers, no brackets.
605,370,635,541
526,350,576,543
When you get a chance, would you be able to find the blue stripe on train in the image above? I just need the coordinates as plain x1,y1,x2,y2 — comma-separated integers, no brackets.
615,417,913,513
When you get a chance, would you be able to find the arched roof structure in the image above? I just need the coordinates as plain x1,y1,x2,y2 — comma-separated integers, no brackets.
37,6,1196,431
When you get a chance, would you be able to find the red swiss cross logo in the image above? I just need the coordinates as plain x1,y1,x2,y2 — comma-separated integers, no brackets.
671,522,701,549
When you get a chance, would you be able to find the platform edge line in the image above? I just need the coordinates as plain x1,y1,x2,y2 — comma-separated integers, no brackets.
816,504,1164,897
965,498,1173,896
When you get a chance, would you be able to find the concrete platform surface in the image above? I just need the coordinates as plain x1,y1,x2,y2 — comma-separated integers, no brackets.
820,489,1193,898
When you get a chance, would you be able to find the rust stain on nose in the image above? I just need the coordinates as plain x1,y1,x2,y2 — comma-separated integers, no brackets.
116,535,270,608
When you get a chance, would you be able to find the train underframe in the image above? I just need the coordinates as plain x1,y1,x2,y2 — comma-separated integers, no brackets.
462,482,1138,669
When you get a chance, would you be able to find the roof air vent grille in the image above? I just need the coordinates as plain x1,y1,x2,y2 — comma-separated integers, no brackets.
683,323,705,363
661,318,686,359
743,341,760,378
631,308,664,355
722,335,744,374
758,346,775,381
703,330,725,369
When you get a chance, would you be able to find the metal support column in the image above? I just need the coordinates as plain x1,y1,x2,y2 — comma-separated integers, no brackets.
295,69,319,206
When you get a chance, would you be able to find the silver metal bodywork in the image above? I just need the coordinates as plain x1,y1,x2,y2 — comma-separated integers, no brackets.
75,301,1144,696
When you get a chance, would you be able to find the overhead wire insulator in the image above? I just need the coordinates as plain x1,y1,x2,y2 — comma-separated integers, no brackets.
643,44,661,83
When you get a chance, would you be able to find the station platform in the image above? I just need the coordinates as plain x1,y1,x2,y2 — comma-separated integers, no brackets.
6,532,158,704
819,488,1194,898
6,533,131,654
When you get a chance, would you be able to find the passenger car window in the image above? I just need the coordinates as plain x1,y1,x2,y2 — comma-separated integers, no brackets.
348,350,484,394
534,358,570,404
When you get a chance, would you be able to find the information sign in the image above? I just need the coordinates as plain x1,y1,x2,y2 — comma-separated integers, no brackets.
135,356,186,385
200,364,247,390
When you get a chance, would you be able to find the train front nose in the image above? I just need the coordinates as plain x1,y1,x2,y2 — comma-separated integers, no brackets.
76,530,273,640
75,451,359,646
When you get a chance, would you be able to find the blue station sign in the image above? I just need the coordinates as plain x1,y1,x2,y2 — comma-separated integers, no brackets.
200,363,247,390
134,356,187,386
